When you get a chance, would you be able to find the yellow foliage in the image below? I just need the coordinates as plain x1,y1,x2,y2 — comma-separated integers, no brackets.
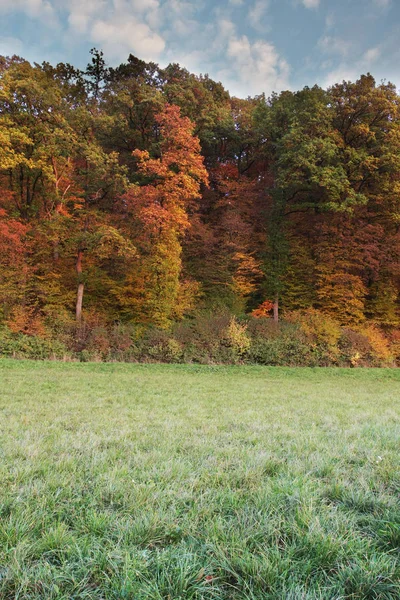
356,325,393,362
316,272,367,325
232,252,262,298
286,308,341,349
224,317,251,356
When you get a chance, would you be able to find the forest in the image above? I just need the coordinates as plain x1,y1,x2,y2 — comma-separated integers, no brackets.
0,50,399,366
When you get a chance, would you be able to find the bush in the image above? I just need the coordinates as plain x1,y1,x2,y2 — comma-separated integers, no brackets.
246,316,281,340
248,324,313,366
105,324,140,362
285,309,341,365
358,325,393,365
388,330,400,366
174,310,234,364
140,329,183,363
339,326,393,367
0,328,70,360
221,317,251,362
0,310,396,367
86,327,111,360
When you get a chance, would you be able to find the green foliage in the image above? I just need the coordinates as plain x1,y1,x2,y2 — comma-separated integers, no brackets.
0,52,399,339
248,321,312,366
249,334,312,366
366,280,400,327
283,239,316,311
0,328,69,360
2,310,394,367
140,328,184,363
286,308,341,364
174,310,236,364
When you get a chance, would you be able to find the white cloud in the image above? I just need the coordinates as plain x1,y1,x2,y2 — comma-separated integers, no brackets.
129,0,160,11
64,0,168,60
363,46,381,63
91,15,165,62
323,45,382,88
318,35,352,58
325,12,335,28
373,0,391,7
302,0,320,8
164,0,198,15
323,66,359,87
0,0,57,25
0,0,41,15
67,0,161,34
225,34,290,96
162,11,291,97
159,12,290,97
0,35,24,56
67,0,105,34
218,18,236,39
149,0,202,38
248,0,269,30
0,0,291,98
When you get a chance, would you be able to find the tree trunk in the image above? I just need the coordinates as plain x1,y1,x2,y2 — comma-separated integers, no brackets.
273,294,279,323
76,249,84,322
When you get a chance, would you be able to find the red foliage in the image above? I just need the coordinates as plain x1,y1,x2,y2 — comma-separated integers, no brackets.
251,301,274,318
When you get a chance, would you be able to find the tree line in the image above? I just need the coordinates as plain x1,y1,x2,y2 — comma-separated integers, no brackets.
0,50,399,358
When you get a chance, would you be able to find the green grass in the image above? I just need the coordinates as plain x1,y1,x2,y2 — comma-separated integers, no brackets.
0,361,399,599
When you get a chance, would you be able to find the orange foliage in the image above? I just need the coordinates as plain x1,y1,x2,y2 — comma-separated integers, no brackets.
356,325,393,362
130,104,208,234
251,300,274,318
0,209,28,255
122,104,209,326
7,306,46,337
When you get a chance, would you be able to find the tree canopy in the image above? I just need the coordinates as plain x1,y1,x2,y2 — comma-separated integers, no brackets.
0,52,399,336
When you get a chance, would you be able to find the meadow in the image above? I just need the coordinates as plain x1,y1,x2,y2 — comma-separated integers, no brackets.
0,360,399,599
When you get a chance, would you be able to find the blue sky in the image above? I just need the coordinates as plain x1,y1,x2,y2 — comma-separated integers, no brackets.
0,0,399,97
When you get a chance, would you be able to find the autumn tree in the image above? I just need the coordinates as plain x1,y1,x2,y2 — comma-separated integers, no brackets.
122,104,208,326
1,49,399,338
0,208,28,323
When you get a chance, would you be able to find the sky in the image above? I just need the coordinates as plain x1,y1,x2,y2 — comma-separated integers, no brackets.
0,0,399,97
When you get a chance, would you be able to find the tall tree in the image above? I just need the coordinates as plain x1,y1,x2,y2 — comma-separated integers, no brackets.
122,104,208,326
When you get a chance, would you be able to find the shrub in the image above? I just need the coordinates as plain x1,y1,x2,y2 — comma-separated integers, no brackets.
140,329,183,363
338,326,393,367
105,324,140,362
79,349,103,362
246,316,281,340
87,327,111,359
222,317,251,361
43,307,76,349
388,330,400,366
109,324,135,353
0,328,70,360
248,335,312,366
174,310,233,364
285,308,341,365
147,338,183,363
0,309,396,367
248,322,313,366
356,325,393,366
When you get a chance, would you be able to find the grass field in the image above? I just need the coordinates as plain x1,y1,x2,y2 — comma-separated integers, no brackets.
0,361,399,599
